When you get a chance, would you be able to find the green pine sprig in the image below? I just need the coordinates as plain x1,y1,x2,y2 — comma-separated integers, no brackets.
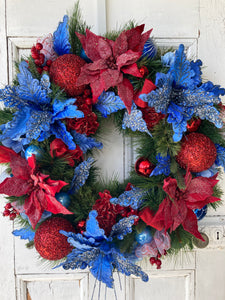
68,1,90,55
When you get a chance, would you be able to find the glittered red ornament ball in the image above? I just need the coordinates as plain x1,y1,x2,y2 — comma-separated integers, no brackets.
34,217,75,260
176,132,217,173
49,54,86,97
135,157,155,177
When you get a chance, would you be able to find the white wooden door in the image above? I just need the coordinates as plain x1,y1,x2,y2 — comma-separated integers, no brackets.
1,1,225,299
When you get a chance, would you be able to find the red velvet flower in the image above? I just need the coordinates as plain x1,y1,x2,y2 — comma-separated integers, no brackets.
140,106,165,130
50,138,83,166
140,171,220,241
66,103,99,136
92,190,118,235
0,146,73,229
76,25,152,113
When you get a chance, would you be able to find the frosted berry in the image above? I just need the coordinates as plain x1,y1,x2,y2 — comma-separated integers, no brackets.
36,67,43,74
43,66,49,72
36,43,43,50
10,212,17,220
35,59,42,66
46,59,52,67
3,209,10,216
149,257,156,265
4,203,12,210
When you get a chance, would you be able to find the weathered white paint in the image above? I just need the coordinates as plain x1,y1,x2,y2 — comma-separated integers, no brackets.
105,0,199,38
0,1,16,299
1,0,225,299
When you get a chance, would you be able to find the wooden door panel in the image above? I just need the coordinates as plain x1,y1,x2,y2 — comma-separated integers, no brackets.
1,0,225,299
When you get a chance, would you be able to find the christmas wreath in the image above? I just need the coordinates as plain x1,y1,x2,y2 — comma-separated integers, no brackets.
0,2,225,290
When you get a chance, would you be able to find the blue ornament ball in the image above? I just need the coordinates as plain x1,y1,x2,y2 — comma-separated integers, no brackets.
80,48,92,63
25,145,43,160
141,38,157,60
55,192,71,208
194,205,207,221
136,228,152,245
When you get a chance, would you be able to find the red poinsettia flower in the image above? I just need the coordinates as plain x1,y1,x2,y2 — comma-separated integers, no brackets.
140,170,220,241
50,138,83,166
76,25,152,113
0,146,72,229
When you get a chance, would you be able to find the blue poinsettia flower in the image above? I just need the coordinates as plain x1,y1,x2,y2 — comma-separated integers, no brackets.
150,153,171,176
140,44,224,141
0,61,84,149
57,210,148,288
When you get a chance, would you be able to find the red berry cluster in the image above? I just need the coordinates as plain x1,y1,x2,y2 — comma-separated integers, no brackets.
116,206,139,225
3,203,19,220
31,43,52,74
149,251,167,269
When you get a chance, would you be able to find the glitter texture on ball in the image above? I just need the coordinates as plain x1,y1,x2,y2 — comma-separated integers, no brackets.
49,54,86,97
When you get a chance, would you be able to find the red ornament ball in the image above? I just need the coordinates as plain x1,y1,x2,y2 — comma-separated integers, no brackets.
176,132,217,173
49,54,86,97
135,157,155,177
34,217,75,260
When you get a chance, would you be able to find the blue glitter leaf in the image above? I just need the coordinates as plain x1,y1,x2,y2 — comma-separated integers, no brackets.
50,121,76,150
16,61,50,105
69,157,94,194
90,252,114,288
201,81,225,97
0,108,30,142
122,105,152,136
110,187,147,210
72,131,103,153
167,102,193,142
95,91,125,117
215,144,225,171
85,210,107,241
111,250,148,282
190,60,202,87
161,52,175,67
169,44,195,89
13,226,35,242
150,153,171,177
26,110,51,141
110,216,138,240
40,74,52,93
52,99,84,122
53,15,71,56
0,86,28,109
